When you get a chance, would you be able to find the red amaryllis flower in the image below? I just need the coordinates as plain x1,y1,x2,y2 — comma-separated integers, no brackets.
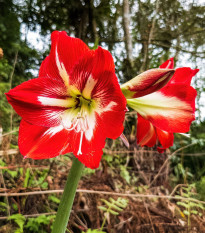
6,31,126,169
125,58,199,152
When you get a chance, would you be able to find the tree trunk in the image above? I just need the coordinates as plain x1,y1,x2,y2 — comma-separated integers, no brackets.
123,0,133,65
140,0,160,72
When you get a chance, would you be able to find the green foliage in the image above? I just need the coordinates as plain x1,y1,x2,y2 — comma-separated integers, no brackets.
48,195,61,204
12,203,18,211
176,184,205,228
171,158,193,184
170,131,205,187
0,59,13,81
0,201,7,212
33,169,49,189
24,215,55,232
0,0,20,55
98,197,128,216
8,214,26,233
119,165,131,184
0,158,18,179
24,168,30,188
6,169,18,179
82,167,96,176
0,82,12,130
103,152,133,184
23,168,49,189
98,197,128,231
8,213,56,233
83,229,106,233
196,177,205,201
0,0,42,132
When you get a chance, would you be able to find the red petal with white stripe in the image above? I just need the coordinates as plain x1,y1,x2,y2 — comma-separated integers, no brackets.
137,114,174,151
69,46,116,92
19,120,71,159
135,58,198,151
159,57,174,69
128,84,196,133
39,31,90,84
137,114,157,147
6,77,69,127
92,70,126,139
69,47,126,139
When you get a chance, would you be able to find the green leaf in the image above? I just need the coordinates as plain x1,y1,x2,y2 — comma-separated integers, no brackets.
115,198,129,208
83,229,106,233
7,170,18,178
98,206,107,212
0,201,7,207
8,214,26,232
41,181,48,189
48,195,61,204
177,202,188,208
107,209,119,215
183,210,190,216
0,159,6,166
120,166,131,184
24,168,30,188
12,203,18,211
191,210,198,214
101,199,113,208
0,201,7,212
182,193,190,198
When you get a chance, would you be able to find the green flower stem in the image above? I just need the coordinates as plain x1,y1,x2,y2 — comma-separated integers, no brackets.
52,157,84,233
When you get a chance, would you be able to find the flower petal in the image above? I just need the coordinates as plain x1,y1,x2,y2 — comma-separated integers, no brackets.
68,114,106,169
77,149,103,169
168,67,199,85
92,71,126,139
136,114,157,147
6,77,71,127
156,128,174,149
39,31,90,87
69,46,116,93
68,47,126,139
137,114,174,152
120,69,175,98
92,46,116,76
19,120,71,159
159,57,174,69
127,85,197,133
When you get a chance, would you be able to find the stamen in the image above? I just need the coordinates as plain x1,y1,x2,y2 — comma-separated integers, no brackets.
62,119,78,131
84,115,89,131
77,131,83,155
75,118,82,133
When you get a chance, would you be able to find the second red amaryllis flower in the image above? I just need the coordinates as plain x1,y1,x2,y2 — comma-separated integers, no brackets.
122,58,199,152
6,31,127,169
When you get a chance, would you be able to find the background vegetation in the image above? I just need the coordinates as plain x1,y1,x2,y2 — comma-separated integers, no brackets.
0,0,205,232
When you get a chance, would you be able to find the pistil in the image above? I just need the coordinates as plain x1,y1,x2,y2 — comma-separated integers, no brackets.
77,131,83,155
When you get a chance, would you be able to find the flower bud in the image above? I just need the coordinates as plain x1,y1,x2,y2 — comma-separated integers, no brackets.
120,68,175,98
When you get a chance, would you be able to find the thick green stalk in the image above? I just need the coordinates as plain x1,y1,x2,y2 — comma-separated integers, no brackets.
52,157,84,233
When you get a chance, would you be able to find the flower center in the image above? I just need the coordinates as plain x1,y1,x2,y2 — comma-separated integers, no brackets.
64,92,96,155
